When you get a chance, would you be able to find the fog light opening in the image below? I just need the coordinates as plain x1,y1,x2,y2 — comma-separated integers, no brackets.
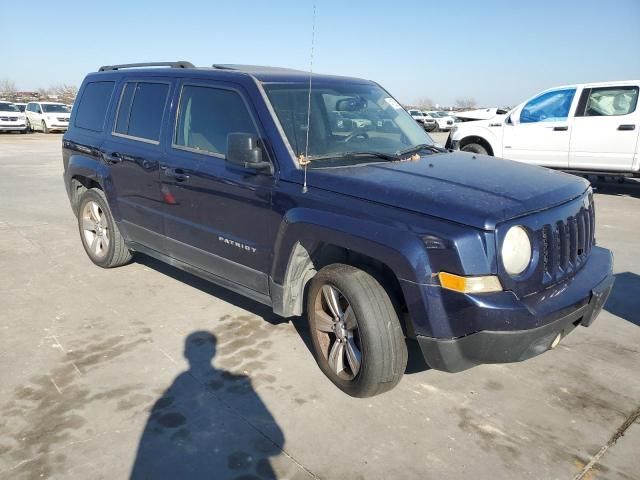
550,333,562,349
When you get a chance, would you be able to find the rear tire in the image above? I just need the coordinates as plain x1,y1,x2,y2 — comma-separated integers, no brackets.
461,142,488,155
307,264,407,397
77,188,132,268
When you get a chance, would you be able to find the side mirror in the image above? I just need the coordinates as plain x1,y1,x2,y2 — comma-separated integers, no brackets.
226,133,271,173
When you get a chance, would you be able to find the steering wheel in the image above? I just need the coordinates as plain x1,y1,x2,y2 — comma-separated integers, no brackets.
343,132,369,143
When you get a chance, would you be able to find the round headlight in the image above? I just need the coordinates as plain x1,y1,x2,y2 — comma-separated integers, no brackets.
502,226,532,276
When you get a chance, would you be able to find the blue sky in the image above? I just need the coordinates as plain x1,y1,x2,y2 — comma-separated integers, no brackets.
3,0,639,106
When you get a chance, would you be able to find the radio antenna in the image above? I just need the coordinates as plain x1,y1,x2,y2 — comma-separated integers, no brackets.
301,3,316,193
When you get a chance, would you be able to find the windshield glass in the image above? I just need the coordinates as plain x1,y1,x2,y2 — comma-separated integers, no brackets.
264,83,433,166
0,103,20,112
42,104,70,113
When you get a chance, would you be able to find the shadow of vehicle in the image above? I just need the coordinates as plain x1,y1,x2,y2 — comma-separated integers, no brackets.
604,272,640,326
135,254,286,327
130,331,284,479
588,176,640,200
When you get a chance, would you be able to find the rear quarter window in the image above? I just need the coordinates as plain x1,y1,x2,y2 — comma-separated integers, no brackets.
74,81,115,132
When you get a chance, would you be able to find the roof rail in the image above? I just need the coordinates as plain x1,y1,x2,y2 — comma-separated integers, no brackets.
98,61,195,72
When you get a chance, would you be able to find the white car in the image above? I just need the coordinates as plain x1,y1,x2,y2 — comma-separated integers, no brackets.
25,101,71,133
448,80,640,175
407,109,437,131
425,111,455,131
0,102,27,133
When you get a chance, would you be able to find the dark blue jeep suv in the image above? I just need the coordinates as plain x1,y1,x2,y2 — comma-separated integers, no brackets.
63,62,614,397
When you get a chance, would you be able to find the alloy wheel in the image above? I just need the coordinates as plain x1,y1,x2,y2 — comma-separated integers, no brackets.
312,284,362,380
81,200,109,259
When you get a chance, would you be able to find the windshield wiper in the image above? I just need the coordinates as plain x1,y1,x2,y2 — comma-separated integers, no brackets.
396,143,447,157
310,151,398,162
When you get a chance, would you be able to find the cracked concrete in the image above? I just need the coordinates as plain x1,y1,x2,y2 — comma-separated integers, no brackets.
0,132,639,479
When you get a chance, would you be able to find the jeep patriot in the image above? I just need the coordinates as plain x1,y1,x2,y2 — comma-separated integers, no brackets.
63,62,614,397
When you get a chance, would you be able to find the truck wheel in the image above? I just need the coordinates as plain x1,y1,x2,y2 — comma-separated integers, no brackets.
77,188,132,268
41,120,49,134
461,143,488,155
307,264,407,397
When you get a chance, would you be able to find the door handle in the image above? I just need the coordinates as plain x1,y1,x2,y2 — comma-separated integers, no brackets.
552,126,568,131
618,124,636,131
103,151,123,164
163,167,190,182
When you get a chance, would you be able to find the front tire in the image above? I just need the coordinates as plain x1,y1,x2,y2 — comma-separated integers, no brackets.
307,264,407,397
25,119,31,132
461,142,488,155
77,189,132,268
41,120,49,134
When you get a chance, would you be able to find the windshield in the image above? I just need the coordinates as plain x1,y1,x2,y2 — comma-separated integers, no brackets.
264,83,434,166
0,103,20,113
42,104,70,113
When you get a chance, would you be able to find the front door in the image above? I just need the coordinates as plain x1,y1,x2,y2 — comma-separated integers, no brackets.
569,84,640,172
159,80,280,295
502,88,577,168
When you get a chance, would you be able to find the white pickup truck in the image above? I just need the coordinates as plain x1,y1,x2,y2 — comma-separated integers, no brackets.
447,80,640,175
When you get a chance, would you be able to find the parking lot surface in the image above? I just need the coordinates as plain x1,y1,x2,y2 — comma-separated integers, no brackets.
0,133,638,480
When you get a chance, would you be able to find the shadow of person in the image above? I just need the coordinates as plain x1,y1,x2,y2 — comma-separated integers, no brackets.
130,331,284,480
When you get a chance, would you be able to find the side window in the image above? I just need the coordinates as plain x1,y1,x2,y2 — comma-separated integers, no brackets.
583,86,638,117
74,81,115,132
174,85,257,156
520,89,576,124
114,82,169,142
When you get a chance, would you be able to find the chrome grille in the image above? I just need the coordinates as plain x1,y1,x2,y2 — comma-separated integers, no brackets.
541,195,595,284
57,117,69,122
0,116,18,121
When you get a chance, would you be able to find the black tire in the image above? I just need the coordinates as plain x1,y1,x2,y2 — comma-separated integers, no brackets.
461,142,488,155
41,120,49,134
25,119,31,133
77,188,132,268
307,264,407,397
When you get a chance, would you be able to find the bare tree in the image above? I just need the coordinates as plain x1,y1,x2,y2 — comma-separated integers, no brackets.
0,78,17,100
37,87,51,100
454,97,478,110
50,84,78,104
415,97,435,109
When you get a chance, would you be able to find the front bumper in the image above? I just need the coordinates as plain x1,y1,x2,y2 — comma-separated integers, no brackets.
412,247,614,372
0,124,27,131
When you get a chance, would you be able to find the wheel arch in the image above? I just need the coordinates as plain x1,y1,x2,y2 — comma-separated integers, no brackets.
269,209,432,337
65,153,111,216
459,135,495,156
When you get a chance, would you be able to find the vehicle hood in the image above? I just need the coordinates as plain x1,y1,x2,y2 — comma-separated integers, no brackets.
305,152,588,230
458,114,507,128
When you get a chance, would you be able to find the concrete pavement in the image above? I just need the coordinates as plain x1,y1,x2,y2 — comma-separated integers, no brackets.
0,133,638,480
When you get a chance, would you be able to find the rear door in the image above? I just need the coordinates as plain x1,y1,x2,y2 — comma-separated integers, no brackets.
101,78,172,251
501,88,576,167
159,79,279,295
569,84,640,172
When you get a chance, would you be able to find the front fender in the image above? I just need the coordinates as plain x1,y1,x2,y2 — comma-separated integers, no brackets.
271,207,431,286
451,123,502,155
